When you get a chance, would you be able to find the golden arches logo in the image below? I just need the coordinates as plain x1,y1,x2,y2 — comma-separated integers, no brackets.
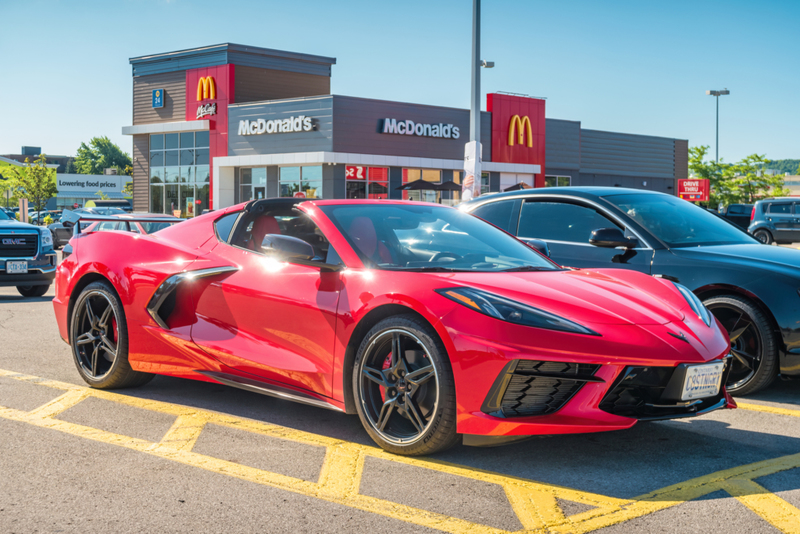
197,76,216,101
508,115,533,147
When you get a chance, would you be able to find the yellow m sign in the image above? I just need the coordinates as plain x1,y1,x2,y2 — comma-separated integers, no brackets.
197,76,216,101
508,115,533,147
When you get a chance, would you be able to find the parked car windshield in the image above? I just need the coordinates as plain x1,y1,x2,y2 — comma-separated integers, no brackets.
320,203,557,271
604,193,758,248
140,221,177,233
0,210,9,220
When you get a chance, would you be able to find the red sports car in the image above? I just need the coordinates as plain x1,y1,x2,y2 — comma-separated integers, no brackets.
53,199,735,455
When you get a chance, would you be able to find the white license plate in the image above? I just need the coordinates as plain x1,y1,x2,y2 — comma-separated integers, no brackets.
681,362,724,400
6,261,28,274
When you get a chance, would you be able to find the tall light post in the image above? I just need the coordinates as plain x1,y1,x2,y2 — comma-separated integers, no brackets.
464,0,494,202
706,88,730,163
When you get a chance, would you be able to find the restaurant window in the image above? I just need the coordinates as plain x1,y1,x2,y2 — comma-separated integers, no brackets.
481,172,490,195
239,168,267,202
149,132,210,216
402,168,441,202
345,166,389,199
545,175,571,187
280,166,323,199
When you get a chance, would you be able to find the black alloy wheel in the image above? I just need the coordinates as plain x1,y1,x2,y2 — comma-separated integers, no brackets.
753,229,773,245
354,315,458,455
704,295,778,396
70,281,153,389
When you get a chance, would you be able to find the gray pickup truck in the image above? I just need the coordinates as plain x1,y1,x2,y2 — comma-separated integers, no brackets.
0,209,57,297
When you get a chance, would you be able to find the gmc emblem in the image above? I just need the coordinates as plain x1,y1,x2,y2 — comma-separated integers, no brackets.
2,238,25,245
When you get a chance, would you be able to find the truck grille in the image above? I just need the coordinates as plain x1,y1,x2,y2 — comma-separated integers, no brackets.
0,233,38,258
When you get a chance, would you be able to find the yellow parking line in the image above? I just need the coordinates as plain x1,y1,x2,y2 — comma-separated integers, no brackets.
738,402,800,418
2,367,800,534
722,478,800,534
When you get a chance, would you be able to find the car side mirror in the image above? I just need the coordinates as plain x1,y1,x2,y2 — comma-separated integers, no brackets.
589,227,638,249
261,234,315,261
520,238,550,257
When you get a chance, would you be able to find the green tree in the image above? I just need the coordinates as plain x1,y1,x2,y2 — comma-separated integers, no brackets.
688,145,734,208
74,137,132,175
730,154,790,203
122,181,134,198
9,155,58,223
95,190,109,200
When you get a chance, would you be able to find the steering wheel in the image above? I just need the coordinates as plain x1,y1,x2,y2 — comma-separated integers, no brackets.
429,252,462,263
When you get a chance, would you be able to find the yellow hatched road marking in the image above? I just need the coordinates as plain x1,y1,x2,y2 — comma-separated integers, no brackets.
738,402,800,418
1,367,800,533
722,478,800,534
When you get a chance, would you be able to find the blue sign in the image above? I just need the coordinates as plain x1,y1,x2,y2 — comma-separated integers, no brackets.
152,89,164,109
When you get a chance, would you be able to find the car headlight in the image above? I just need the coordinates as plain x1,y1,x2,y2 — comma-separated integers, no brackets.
40,228,53,247
436,287,599,336
673,282,712,327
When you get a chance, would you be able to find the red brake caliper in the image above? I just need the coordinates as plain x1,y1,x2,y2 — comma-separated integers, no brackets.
111,316,118,344
380,353,392,401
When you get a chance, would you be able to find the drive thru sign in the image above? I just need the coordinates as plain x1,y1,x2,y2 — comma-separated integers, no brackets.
678,179,710,202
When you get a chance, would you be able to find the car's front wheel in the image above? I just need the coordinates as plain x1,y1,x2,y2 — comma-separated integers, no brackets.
17,285,49,297
704,294,778,395
353,315,459,456
70,281,154,389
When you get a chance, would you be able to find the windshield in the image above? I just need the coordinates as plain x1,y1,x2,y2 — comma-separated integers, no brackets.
319,204,557,271
0,210,9,221
604,194,758,248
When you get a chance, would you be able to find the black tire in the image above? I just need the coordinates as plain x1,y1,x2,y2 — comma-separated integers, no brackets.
69,281,153,389
753,229,773,245
17,285,49,297
704,294,778,396
353,315,459,456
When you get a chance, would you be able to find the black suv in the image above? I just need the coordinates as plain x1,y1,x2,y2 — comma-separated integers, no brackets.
748,198,799,245
462,187,800,395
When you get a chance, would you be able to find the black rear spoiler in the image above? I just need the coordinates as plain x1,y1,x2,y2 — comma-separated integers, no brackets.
61,209,180,236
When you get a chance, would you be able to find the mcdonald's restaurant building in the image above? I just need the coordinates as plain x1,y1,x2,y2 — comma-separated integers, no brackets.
123,43,688,216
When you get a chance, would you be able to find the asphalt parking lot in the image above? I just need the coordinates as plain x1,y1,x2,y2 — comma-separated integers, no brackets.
1,251,799,533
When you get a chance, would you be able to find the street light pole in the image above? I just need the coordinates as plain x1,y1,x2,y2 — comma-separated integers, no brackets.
463,0,493,202
706,88,730,163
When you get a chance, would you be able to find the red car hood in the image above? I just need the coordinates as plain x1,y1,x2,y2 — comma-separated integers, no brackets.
438,268,687,326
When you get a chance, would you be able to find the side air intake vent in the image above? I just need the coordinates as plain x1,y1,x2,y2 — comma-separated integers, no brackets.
481,360,602,418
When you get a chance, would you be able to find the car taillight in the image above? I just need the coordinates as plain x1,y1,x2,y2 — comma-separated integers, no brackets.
750,206,755,221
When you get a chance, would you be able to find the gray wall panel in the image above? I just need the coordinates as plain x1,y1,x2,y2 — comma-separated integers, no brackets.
228,96,334,156
545,119,580,170
580,129,675,178
235,66,330,103
133,71,186,125
389,167,403,199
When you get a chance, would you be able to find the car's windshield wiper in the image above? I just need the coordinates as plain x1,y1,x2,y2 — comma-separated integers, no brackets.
387,266,474,272
500,265,552,272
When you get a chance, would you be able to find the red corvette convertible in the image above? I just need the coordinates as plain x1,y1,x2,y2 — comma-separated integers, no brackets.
53,199,735,455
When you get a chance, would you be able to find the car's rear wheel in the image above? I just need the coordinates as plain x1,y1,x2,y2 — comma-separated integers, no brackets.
17,285,49,297
70,281,153,389
353,315,458,456
704,295,778,395
753,229,773,244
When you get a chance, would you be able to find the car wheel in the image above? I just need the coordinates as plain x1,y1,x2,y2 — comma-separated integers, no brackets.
69,281,154,389
704,295,778,396
753,229,773,244
353,315,459,456
16,285,49,297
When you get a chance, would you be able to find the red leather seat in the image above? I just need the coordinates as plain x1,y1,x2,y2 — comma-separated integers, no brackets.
348,216,393,264
248,215,281,251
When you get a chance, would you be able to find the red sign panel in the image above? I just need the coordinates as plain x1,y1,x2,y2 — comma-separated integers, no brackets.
678,179,710,202
185,64,236,209
345,165,367,180
487,93,546,187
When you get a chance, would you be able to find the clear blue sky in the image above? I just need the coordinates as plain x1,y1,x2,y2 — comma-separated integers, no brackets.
1,0,798,164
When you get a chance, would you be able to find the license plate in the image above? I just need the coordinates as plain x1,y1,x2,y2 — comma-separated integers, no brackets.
681,361,724,400
6,261,28,274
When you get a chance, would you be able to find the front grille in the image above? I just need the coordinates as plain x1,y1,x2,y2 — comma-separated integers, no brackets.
483,360,601,418
599,361,732,420
0,233,38,258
